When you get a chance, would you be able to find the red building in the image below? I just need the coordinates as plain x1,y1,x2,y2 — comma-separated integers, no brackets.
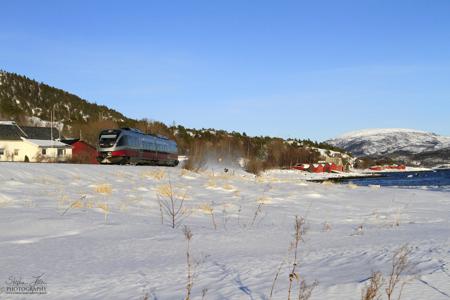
292,163,310,171
370,164,406,171
323,163,333,173
309,163,324,173
323,163,344,172
386,164,406,170
61,139,98,164
292,162,345,173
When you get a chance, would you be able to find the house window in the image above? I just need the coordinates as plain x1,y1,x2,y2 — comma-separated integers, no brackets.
0,149,4,156
14,149,19,156
57,149,64,157
42,148,47,155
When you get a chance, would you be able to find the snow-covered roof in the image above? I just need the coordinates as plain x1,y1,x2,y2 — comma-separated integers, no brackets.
23,138,71,148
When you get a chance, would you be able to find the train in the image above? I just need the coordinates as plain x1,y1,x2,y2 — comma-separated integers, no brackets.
96,128,179,166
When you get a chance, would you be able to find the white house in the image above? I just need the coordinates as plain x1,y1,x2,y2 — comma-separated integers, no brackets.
0,121,72,162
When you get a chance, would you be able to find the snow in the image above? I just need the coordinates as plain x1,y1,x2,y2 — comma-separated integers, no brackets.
26,116,64,132
336,128,430,139
0,121,16,125
23,138,71,148
0,163,449,299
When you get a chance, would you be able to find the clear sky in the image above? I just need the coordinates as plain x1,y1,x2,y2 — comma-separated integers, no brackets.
1,0,450,141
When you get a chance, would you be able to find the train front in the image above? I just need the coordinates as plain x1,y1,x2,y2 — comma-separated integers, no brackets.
96,129,124,164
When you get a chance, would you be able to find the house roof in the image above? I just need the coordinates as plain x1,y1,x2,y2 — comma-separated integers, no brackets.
0,123,61,141
22,126,61,140
23,139,71,148
60,138,80,145
0,124,23,140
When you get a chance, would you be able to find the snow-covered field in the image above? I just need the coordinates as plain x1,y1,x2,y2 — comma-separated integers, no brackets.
0,163,449,299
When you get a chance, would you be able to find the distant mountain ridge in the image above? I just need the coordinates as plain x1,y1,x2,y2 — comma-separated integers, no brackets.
327,128,450,167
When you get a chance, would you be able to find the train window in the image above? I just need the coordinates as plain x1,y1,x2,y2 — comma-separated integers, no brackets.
117,136,128,146
129,137,137,147
99,134,118,148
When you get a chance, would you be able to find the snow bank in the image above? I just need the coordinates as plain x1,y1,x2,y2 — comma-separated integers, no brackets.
0,163,449,299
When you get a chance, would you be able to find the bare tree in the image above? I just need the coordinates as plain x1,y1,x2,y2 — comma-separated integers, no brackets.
360,245,414,300
385,246,413,300
158,180,189,228
288,216,305,300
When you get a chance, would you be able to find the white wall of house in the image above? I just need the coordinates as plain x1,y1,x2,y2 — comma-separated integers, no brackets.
0,140,72,162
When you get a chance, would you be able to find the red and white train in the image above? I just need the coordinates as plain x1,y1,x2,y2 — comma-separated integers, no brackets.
96,128,179,166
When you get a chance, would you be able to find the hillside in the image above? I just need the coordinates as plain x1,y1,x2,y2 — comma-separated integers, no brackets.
327,128,450,167
0,70,130,124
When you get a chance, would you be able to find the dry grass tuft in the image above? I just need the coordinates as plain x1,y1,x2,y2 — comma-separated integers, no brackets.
297,279,318,300
0,197,10,208
199,203,217,230
205,179,217,189
361,271,383,300
71,200,84,209
156,184,173,197
142,169,166,180
257,196,272,204
95,184,112,195
97,202,110,223
348,183,359,189
222,183,235,190
180,169,190,177
322,222,332,232
360,245,414,300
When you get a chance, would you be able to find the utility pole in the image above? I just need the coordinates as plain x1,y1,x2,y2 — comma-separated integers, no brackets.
51,105,55,158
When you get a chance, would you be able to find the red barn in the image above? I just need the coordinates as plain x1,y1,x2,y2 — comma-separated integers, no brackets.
334,165,344,172
292,163,310,171
386,164,406,170
370,166,384,171
323,163,333,173
61,139,98,164
324,163,345,173
309,163,324,173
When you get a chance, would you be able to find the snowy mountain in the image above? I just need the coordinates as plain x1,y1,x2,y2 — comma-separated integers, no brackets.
327,128,450,167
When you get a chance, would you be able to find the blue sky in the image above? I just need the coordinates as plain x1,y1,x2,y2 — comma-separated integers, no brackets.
1,0,450,140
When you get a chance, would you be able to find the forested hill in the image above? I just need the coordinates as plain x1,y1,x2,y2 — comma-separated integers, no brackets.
0,70,130,124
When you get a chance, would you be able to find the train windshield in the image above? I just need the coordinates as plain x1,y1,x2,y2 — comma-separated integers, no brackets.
99,134,119,148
